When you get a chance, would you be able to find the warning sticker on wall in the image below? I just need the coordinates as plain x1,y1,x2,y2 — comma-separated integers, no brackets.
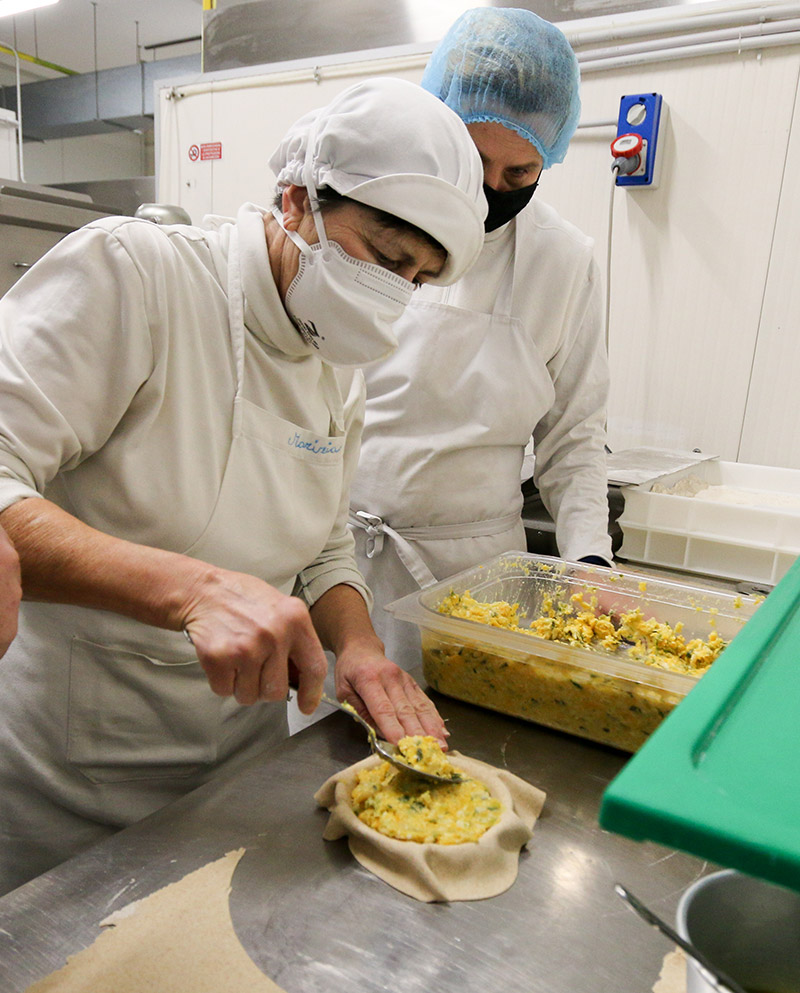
188,142,223,162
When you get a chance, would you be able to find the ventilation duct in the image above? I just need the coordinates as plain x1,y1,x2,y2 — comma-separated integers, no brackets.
0,54,200,140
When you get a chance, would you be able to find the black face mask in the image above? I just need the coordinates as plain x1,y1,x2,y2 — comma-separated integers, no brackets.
483,181,538,233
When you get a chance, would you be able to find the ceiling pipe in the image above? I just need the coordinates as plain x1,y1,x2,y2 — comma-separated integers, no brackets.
0,43,74,74
578,16,800,62
142,35,201,53
580,27,800,72
564,0,800,45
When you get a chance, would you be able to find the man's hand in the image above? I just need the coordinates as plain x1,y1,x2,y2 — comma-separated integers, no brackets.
307,583,448,746
0,524,20,657
181,570,328,713
571,561,649,623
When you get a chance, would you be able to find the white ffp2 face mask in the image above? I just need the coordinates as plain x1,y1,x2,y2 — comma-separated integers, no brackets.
275,209,414,367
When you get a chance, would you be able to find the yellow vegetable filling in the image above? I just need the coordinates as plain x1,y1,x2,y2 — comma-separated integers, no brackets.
394,734,462,779
438,589,726,675
425,588,731,752
350,736,502,844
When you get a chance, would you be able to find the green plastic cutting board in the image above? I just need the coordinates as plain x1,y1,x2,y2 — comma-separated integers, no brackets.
600,554,800,892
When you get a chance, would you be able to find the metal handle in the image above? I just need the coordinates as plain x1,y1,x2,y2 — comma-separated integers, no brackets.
614,884,748,993
13,262,32,269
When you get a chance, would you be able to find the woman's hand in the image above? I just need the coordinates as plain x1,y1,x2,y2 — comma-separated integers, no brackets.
0,524,21,657
181,569,328,714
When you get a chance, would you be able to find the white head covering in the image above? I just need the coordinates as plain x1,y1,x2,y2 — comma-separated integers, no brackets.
269,77,487,284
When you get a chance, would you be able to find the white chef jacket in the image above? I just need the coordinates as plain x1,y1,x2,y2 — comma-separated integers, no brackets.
350,197,611,661
0,205,369,603
0,203,370,892
434,198,612,562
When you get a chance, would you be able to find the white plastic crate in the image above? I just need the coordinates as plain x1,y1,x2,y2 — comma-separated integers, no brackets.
618,460,800,586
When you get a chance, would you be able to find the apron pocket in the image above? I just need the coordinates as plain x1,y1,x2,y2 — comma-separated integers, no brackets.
234,397,344,460
181,397,346,586
67,637,223,784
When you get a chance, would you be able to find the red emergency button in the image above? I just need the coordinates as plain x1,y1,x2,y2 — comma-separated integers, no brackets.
610,133,644,158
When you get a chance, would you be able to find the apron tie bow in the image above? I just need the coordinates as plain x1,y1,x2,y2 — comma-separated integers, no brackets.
350,507,524,591
353,511,386,558
350,510,438,588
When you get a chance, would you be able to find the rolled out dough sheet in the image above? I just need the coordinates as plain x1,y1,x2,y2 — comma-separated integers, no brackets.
26,849,286,993
653,948,686,993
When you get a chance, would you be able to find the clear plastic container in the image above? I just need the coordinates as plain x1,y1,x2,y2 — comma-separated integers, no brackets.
386,552,761,753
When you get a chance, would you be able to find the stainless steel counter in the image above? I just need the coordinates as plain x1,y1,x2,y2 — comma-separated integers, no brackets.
0,683,709,993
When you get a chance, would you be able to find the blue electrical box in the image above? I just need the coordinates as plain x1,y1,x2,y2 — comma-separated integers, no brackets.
614,93,665,188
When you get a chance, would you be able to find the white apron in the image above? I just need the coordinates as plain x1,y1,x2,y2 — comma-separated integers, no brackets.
350,224,556,665
0,231,346,894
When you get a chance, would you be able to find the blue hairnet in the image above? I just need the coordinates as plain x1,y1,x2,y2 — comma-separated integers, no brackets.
420,7,581,169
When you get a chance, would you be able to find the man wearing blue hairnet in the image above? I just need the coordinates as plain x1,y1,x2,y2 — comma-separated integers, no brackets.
349,7,613,662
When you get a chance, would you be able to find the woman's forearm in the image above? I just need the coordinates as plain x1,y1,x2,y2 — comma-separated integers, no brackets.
0,496,214,631
310,583,449,745
0,522,20,656
1,496,329,709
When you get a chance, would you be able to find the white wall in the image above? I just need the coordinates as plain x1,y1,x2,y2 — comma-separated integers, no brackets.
541,46,800,467
157,56,425,221
737,77,800,468
156,30,800,471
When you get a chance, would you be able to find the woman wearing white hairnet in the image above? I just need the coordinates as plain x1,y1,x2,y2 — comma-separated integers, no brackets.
348,8,613,662
0,76,486,894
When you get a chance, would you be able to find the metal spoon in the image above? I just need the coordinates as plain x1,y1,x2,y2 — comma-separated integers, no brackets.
319,692,463,785
182,627,461,785
614,884,748,993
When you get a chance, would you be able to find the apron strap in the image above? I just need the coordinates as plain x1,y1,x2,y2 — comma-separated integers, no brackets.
225,229,247,397
320,365,346,435
350,511,437,589
349,509,520,590
491,219,520,319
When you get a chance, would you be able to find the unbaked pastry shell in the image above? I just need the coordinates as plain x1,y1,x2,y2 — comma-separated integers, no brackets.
315,751,545,903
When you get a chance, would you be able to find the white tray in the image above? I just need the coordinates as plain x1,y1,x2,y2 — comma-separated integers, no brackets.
617,460,800,586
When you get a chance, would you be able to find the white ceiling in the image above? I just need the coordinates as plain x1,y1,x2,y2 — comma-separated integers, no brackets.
0,0,203,84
